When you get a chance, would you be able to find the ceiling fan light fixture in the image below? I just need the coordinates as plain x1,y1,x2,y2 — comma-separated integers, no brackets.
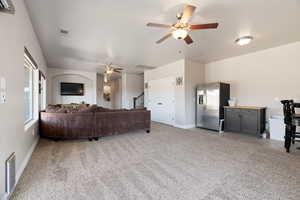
235,36,253,46
104,74,108,83
106,69,114,74
172,29,188,40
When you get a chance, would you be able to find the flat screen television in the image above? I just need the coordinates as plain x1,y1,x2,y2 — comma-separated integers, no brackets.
60,82,84,96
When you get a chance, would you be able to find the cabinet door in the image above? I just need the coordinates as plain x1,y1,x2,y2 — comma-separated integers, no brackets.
225,109,241,132
240,110,258,135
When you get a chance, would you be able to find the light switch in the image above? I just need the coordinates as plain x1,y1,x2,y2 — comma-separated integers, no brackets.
0,77,6,104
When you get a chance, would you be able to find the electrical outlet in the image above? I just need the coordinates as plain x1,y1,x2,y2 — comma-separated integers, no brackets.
0,77,6,104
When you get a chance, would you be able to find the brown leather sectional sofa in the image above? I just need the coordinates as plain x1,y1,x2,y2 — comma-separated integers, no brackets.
40,105,151,141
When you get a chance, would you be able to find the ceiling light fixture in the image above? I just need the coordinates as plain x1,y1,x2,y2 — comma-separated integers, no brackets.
235,36,253,46
106,69,114,74
172,29,188,40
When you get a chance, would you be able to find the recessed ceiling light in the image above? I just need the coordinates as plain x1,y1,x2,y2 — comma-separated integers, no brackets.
235,36,253,46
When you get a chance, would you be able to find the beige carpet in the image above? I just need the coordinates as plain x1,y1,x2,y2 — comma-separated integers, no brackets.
12,123,300,200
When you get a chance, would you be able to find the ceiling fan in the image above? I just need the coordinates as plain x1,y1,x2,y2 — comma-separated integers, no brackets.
103,63,123,83
104,63,123,74
147,5,219,45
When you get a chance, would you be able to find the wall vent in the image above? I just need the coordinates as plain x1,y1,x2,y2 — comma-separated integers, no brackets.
5,153,16,195
0,0,15,14
60,29,69,35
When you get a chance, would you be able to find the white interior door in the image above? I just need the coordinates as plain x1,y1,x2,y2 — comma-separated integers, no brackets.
148,77,175,126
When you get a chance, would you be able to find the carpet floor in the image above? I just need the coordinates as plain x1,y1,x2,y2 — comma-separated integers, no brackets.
11,122,300,200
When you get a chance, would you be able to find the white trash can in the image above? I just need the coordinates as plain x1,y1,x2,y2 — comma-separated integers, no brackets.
269,115,285,141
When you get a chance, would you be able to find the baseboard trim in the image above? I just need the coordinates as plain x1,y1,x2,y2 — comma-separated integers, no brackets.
1,137,39,200
174,124,196,129
16,137,39,183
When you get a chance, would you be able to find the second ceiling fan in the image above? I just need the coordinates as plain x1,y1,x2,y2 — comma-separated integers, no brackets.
147,5,219,45
103,63,123,83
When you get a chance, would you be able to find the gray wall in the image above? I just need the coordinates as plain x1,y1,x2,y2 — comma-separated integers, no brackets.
121,73,144,109
0,0,47,197
97,74,122,109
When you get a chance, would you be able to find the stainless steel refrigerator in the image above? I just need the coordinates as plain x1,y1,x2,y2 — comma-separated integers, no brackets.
196,82,230,131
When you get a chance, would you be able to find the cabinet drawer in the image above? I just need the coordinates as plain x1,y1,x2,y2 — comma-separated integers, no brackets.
240,109,258,115
225,108,240,114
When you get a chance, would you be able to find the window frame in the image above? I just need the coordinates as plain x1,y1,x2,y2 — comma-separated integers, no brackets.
24,49,38,126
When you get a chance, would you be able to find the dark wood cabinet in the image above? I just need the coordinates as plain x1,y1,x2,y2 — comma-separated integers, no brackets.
225,108,241,132
224,106,266,136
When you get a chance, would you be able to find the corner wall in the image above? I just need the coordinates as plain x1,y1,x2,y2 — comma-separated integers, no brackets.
122,73,144,109
185,59,205,127
97,74,122,109
144,59,205,128
144,60,185,126
205,41,300,119
0,0,47,198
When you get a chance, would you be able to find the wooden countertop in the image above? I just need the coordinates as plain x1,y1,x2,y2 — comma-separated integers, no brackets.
224,106,266,110
292,114,300,118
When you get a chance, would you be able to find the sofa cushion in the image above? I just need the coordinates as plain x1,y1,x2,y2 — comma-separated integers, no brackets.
62,104,89,109
45,104,62,113
46,108,67,113
64,107,80,113
95,106,111,112
78,104,98,113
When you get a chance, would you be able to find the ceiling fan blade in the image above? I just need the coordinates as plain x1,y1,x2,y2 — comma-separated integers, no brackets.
147,23,172,29
114,68,123,70
184,35,193,45
156,33,172,44
180,5,196,24
189,23,219,30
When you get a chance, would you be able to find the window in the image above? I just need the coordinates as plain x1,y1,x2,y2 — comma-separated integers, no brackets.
39,72,46,110
24,51,37,124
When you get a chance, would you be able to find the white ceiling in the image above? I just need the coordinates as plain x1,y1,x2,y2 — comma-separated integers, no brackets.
25,0,300,73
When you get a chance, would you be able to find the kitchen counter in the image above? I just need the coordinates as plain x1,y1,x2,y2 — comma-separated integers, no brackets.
224,106,266,110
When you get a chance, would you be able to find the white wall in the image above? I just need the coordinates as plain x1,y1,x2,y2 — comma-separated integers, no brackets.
112,78,122,109
144,60,186,126
205,41,300,118
185,59,205,127
48,68,97,105
0,1,47,198
145,59,205,128
121,73,144,109
97,74,122,109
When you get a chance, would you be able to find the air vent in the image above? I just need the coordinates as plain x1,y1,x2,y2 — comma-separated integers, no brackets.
136,65,156,70
0,0,15,14
60,29,69,35
6,153,16,195
0,0,9,9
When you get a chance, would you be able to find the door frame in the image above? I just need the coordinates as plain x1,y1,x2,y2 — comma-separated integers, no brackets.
148,76,176,126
